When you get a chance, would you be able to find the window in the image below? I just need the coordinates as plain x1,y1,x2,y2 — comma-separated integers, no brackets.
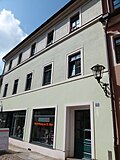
3,83,8,97
8,59,13,71
113,0,120,9
0,112,13,128
31,108,55,148
68,52,81,78
10,111,26,140
30,43,36,57
47,30,54,46
17,52,22,65
115,37,120,63
43,64,52,86
12,79,19,95
0,111,26,140
70,12,80,32
25,73,32,91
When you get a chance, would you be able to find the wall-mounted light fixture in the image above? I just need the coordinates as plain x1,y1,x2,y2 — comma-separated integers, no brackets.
0,101,3,112
91,64,111,98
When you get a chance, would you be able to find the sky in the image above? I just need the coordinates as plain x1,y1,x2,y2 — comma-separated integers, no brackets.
0,0,70,74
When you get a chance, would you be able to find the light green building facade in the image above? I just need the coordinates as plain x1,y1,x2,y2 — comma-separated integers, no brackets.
0,0,115,159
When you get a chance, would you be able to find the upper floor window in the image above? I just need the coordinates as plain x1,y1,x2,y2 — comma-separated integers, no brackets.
17,52,22,65
25,73,32,91
8,59,13,71
43,64,52,86
3,83,8,97
68,51,81,78
12,79,19,95
115,37,120,63
70,12,80,32
113,0,120,9
30,43,36,57
47,30,54,46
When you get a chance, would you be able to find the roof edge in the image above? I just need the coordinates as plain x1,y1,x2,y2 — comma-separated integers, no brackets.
2,0,77,61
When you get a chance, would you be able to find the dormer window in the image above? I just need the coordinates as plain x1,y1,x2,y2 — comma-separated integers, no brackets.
8,59,13,71
30,43,36,57
70,12,80,32
17,52,22,65
3,83,8,97
113,0,120,9
47,30,54,46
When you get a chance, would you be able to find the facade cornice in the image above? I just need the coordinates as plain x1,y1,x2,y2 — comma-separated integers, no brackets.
3,14,102,76
3,0,88,61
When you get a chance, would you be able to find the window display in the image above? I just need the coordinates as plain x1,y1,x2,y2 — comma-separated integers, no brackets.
0,110,26,140
10,111,26,139
31,108,55,148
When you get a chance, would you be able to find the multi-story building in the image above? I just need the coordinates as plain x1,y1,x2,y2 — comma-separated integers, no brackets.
101,0,120,159
0,0,115,159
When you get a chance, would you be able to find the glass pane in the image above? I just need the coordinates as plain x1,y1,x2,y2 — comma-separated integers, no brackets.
31,108,55,148
113,0,120,9
47,30,54,45
71,64,75,76
43,65,52,85
84,130,91,140
0,113,7,128
75,54,80,59
70,13,79,31
69,52,81,77
10,111,26,139
115,38,120,63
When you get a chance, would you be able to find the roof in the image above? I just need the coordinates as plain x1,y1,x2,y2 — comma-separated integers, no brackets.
2,0,78,60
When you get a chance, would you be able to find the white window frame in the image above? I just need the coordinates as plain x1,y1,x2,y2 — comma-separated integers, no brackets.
30,42,36,57
30,106,57,149
42,62,54,86
68,8,81,33
66,48,84,80
111,35,120,66
46,28,55,46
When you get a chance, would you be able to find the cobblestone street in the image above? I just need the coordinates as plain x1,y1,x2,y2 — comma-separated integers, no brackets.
0,144,57,160
0,150,23,160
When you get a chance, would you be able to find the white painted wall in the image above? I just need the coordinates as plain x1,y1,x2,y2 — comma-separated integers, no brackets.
3,0,102,75
1,1,115,160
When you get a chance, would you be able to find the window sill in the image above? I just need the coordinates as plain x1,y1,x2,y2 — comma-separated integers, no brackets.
25,88,31,91
10,136,23,141
69,27,80,33
68,73,81,79
46,42,53,47
42,82,51,86
30,141,53,149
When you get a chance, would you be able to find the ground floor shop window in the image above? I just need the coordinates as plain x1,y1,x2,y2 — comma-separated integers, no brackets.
0,112,11,128
31,108,55,148
0,110,26,140
10,111,26,139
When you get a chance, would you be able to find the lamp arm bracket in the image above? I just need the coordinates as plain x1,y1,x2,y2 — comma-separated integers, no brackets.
98,81,111,98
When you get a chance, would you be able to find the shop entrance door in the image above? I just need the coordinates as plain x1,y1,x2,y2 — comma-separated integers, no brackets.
74,110,91,159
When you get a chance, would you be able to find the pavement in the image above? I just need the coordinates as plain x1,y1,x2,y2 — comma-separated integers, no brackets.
0,144,57,160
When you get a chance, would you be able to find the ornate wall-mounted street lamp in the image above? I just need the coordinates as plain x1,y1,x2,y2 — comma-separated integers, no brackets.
91,64,111,98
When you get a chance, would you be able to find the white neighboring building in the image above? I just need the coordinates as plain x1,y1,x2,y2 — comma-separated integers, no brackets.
0,0,115,159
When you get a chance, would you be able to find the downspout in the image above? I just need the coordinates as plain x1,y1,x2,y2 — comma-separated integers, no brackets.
99,14,117,160
106,0,110,13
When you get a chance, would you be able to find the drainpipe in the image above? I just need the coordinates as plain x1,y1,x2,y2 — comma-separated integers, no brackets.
99,14,118,160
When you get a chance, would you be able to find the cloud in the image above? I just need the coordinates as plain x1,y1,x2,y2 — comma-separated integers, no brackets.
0,9,27,74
